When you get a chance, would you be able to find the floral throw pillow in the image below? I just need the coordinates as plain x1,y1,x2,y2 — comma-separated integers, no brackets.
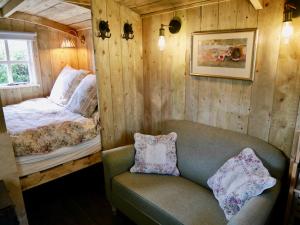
130,133,179,176
207,148,276,220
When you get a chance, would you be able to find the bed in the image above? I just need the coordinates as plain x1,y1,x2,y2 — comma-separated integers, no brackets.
3,97,101,190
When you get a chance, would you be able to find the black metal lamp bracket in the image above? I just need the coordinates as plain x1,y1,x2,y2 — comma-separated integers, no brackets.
160,17,181,34
97,20,111,40
122,22,134,40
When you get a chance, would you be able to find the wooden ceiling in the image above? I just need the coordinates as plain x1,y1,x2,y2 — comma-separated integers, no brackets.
115,0,262,16
17,0,91,30
116,0,225,16
0,0,261,32
0,0,9,8
1,0,91,30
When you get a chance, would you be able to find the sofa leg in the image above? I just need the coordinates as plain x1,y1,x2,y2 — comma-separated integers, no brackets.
111,206,117,215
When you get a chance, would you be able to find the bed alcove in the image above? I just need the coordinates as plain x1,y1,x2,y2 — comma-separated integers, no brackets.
0,0,299,225
0,1,101,224
0,6,101,184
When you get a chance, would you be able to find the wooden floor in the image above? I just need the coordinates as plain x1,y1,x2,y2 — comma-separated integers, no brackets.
23,164,135,225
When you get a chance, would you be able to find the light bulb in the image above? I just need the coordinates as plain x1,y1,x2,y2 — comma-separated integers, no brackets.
158,35,165,51
282,21,293,40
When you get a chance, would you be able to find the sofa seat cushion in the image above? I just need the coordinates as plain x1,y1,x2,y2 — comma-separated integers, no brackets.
112,172,227,225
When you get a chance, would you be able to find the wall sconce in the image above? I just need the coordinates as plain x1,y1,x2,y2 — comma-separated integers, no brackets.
61,37,76,48
97,20,111,40
158,17,181,51
282,2,296,42
61,30,78,48
122,22,134,40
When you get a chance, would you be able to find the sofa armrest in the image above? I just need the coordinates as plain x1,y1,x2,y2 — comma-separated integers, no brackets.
227,181,281,225
102,145,135,203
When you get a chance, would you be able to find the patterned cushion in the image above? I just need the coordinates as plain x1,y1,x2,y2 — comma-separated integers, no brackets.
207,148,276,220
66,74,98,117
130,133,180,176
49,66,87,105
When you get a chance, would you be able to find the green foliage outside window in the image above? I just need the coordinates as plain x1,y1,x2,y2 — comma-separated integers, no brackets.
12,64,30,83
0,64,8,84
0,40,32,85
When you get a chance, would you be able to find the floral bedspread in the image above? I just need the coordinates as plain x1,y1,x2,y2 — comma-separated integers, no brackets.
3,98,100,157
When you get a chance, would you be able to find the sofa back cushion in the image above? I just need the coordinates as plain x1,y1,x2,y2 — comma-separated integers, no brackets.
161,120,287,189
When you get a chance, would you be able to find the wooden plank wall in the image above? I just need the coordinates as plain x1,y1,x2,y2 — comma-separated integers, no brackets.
92,0,144,149
0,18,79,106
143,0,300,157
268,15,300,153
0,99,28,225
77,28,95,72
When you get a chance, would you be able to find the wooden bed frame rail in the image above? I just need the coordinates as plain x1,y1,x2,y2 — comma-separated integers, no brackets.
20,152,102,191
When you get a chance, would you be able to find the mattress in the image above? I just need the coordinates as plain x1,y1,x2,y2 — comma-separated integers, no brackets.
3,98,100,157
16,135,101,176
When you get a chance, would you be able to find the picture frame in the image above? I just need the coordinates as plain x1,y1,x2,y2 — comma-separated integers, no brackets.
190,29,258,81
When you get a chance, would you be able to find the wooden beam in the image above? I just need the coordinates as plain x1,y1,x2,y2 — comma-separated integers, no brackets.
1,0,25,17
249,0,263,10
63,0,91,9
8,12,77,35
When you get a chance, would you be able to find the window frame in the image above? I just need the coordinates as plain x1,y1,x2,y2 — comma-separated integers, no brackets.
0,32,37,87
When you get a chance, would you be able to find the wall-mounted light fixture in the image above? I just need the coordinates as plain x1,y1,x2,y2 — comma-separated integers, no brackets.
122,22,134,40
158,17,181,51
61,30,78,48
61,30,79,48
97,20,111,40
282,1,296,42
61,37,76,48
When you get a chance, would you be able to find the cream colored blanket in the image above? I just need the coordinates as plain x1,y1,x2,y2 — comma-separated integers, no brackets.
3,98,99,156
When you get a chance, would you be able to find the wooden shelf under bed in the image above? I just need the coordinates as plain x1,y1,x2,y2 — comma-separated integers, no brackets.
20,152,102,191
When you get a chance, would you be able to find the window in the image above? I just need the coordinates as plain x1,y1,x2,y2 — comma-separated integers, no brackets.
0,32,37,87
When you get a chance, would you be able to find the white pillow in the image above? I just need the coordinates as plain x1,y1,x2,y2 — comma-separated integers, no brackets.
130,132,180,176
49,66,87,105
66,74,98,117
207,148,276,220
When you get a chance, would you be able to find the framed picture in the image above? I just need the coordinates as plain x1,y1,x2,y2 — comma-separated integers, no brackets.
190,29,258,81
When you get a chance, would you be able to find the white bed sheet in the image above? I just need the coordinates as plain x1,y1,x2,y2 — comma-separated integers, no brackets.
16,135,101,176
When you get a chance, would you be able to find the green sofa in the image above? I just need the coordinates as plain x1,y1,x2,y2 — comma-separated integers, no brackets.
103,120,287,225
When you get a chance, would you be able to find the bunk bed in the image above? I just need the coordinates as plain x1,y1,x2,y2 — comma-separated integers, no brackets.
3,67,101,191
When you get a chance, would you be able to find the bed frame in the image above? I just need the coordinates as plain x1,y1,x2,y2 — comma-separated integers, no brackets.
19,152,102,191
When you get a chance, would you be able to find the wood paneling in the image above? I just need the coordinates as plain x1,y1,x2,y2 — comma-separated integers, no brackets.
9,12,77,34
0,0,10,8
0,99,28,225
268,16,300,153
10,0,92,30
297,104,300,131
1,0,25,17
143,0,300,157
247,0,283,141
115,0,230,17
0,18,79,106
76,28,95,72
92,0,144,149
64,0,91,8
